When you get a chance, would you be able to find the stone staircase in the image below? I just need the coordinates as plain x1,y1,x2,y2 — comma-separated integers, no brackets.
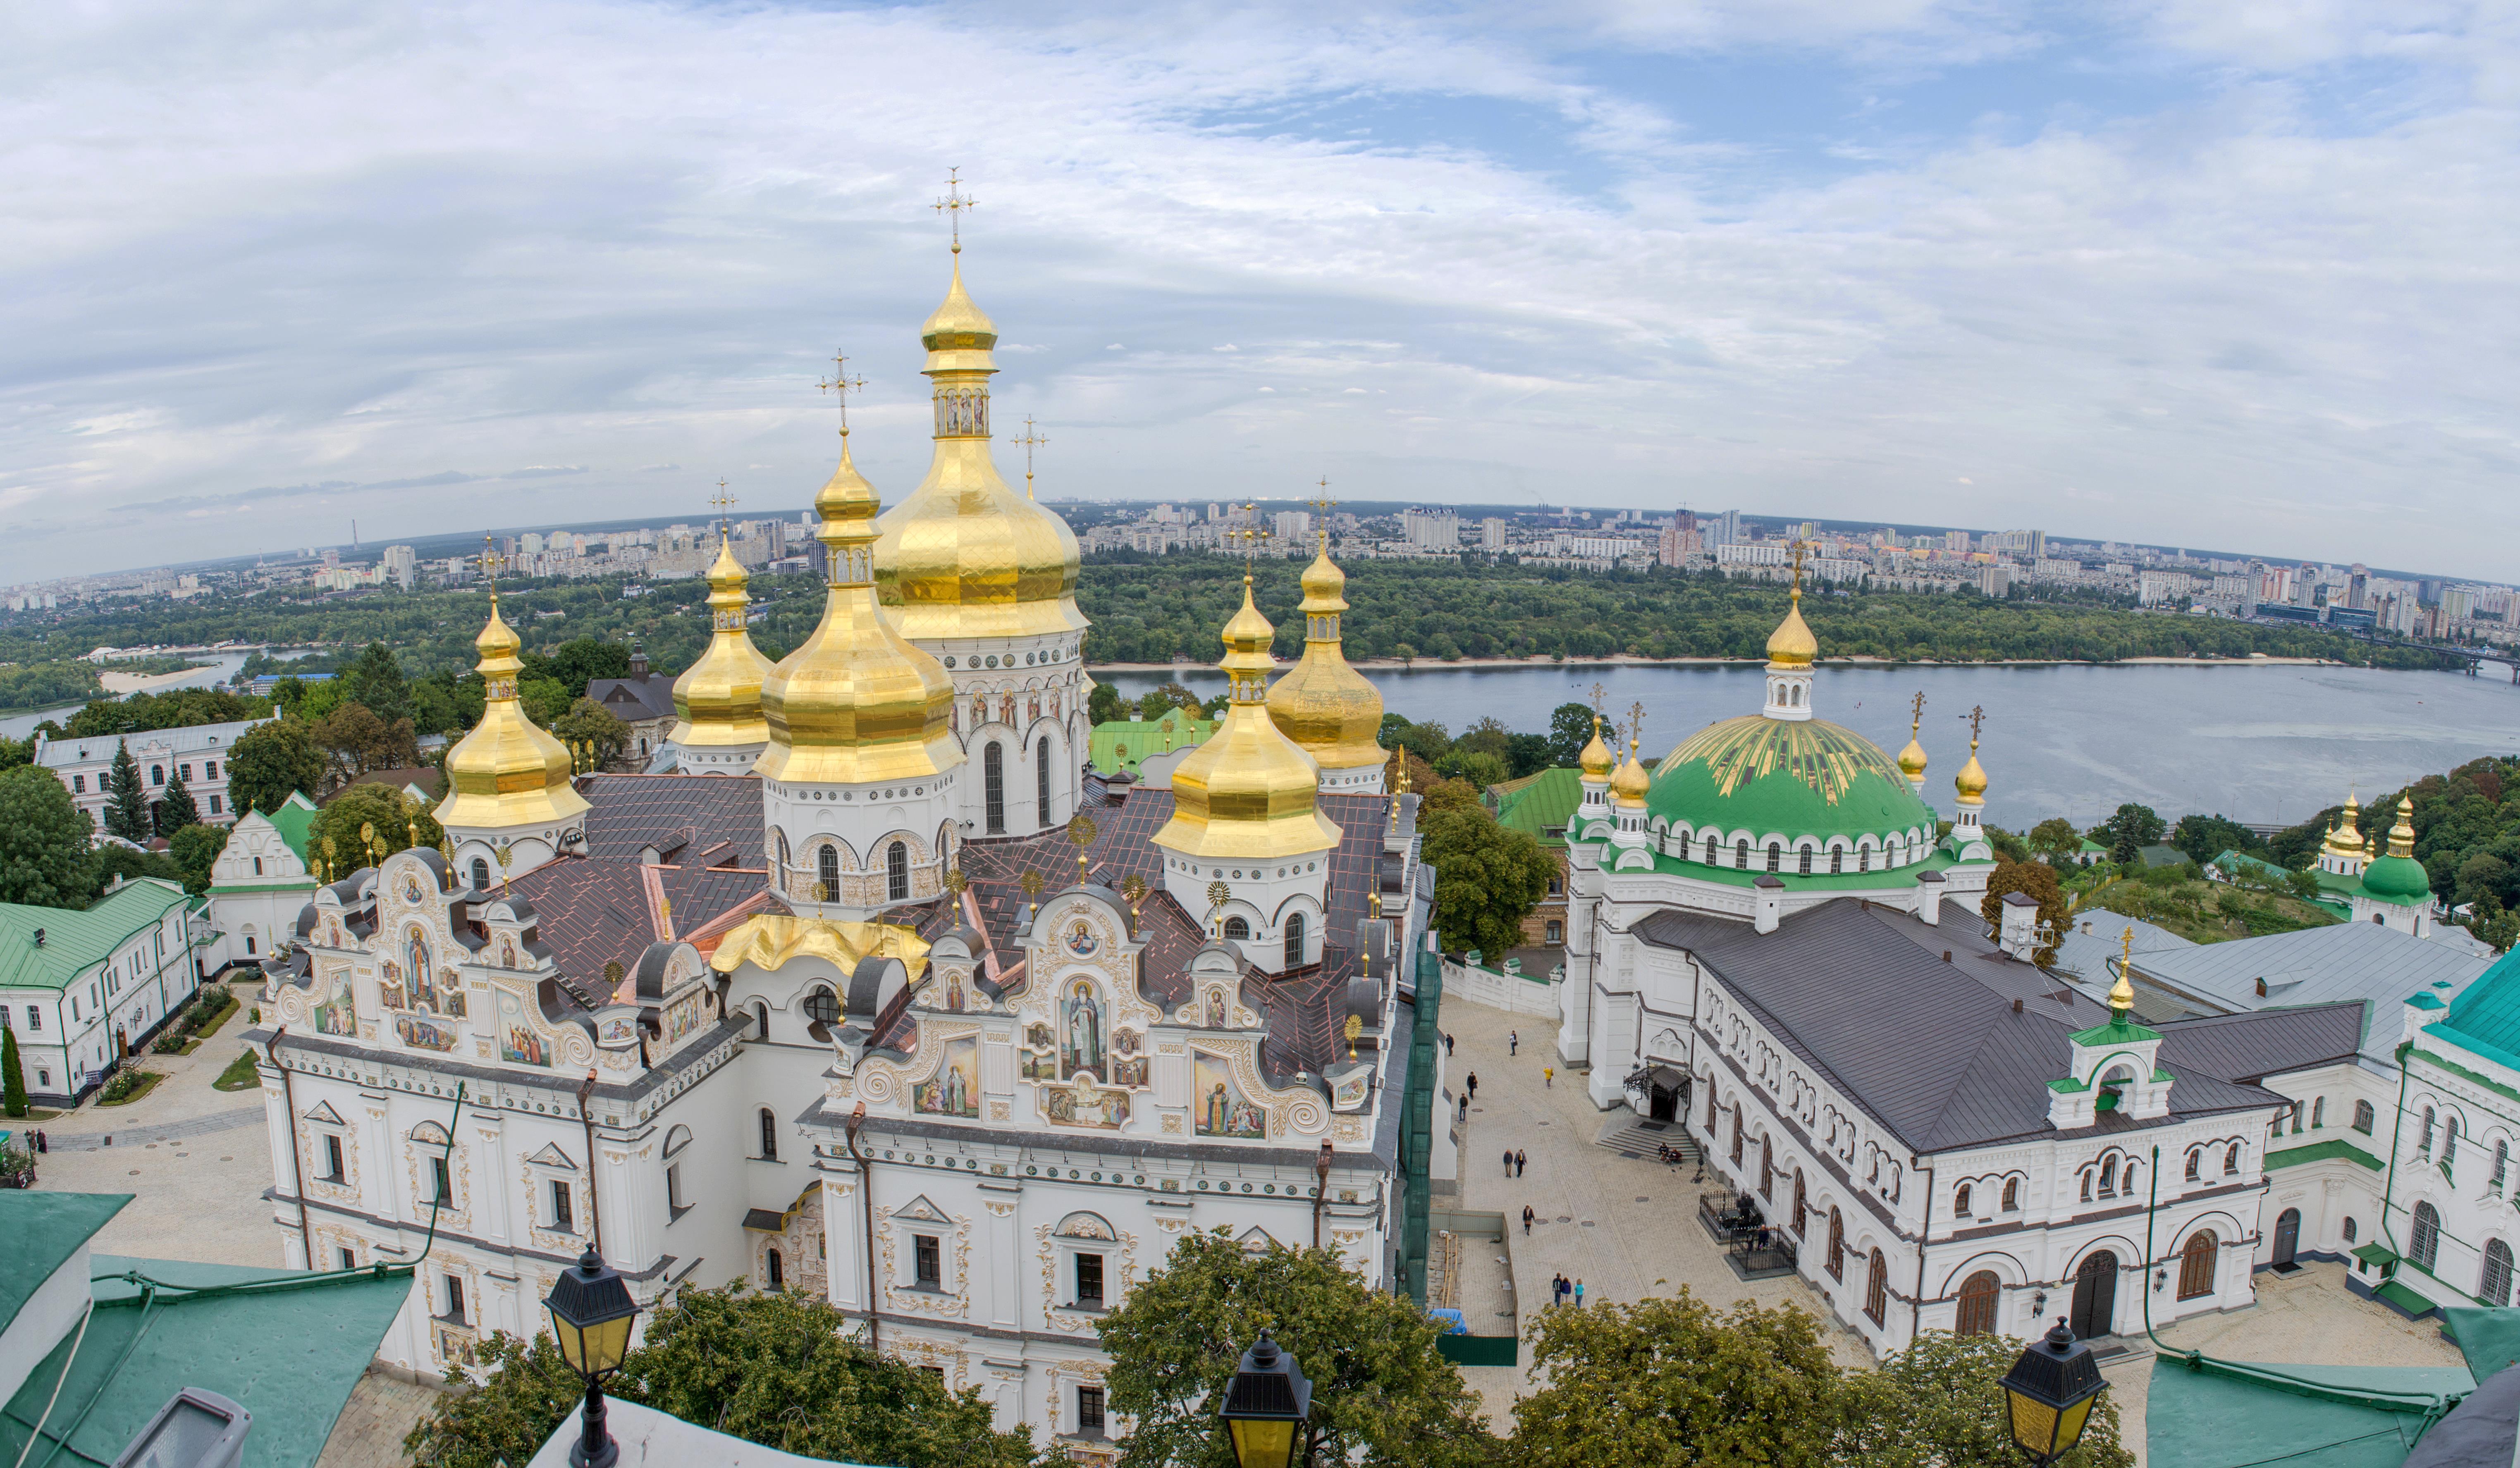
1595,1114,1700,1164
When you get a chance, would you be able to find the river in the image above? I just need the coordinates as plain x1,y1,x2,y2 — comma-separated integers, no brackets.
1093,662,2520,831
0,652,259,741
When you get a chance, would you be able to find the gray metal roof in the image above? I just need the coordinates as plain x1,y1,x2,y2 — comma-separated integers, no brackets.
1635,898,2363,1155
2051,914,2195,994
2128,920,2488,1063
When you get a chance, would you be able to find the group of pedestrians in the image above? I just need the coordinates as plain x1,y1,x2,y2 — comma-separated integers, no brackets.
1550,1273,1584,1308
1500,1147,1525,1177
1464,1021,1590,1310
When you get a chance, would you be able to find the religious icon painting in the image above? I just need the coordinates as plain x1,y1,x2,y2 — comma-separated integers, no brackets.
379,965,407,1014
1026,1020,1055,1053
1111,1055,1149,1089
314,973,357,1037
407,929,436,1012
912,1036,980,1118
1066,921,1098,958
440,972,468,1018
496,988,549,1067
1205,990,1227,1030
597,1017,638,1047
395,1013,458,1052
1194,1051,1266,1139
1113,1027,1142,1056
1060,979,1106,1080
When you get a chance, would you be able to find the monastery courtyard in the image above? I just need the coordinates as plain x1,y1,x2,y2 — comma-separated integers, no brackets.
1437,997,2462,1462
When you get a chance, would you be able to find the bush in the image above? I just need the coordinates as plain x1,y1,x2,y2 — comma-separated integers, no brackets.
100,1069,148,1103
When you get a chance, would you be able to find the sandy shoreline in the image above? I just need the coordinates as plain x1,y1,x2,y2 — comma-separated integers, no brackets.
1086,653,2349,673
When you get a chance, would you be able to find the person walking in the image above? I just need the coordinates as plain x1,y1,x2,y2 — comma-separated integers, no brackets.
1502,1148,1514,1178
1574,1278,1586,1307
1443,1032,1454,1057
1543,1066,1554,1088
1515,1148,1527,1177
1509,1030,1518,1055
1458,1094,1468,1122
1522,1205,1535,1235
1553,1274,1568,1305
1466,1072,1478,1101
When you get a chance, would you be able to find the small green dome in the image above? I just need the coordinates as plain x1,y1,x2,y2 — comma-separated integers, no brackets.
1646,715,1935,844
2362,853,2431,902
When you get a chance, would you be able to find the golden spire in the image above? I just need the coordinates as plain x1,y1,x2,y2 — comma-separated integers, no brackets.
435,539,588,833
1953,704,1988,806
1015,417,1048,501
2324,788,2367,859
1268,482,1384,775
1156,575,1342,862
2109,926,2137,1014
1896,690,1929,781
1765,541,1818,667
934,166,975,253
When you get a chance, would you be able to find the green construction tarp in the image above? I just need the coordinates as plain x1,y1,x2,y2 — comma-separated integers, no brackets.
2146,1360,2475,1468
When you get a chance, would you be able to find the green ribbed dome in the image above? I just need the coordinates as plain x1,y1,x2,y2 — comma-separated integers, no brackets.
2362,853,2431,902
1646,715,1935,843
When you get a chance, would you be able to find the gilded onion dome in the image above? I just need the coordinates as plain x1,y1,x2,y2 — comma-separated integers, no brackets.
1155,576,1342,860
755,436,963,784
2324,793,2367,858
1579,716,1615,780
871,251,1086,641
1266,539,1385,770
1766,581,1818,667
435,594,589,829
1610,739,1652,806
1896,703,1928,782
1953,735,1989,807
669,535,774,748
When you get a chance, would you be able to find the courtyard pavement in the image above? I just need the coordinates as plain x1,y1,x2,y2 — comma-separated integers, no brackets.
1436,998,2466,1465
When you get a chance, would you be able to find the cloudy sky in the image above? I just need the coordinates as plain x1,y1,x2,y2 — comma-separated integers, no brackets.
5,0,2516,584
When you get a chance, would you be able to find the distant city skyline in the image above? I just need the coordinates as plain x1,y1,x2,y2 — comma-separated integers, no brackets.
7,3,2517,584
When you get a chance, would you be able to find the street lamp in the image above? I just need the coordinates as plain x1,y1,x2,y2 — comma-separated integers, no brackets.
1999,1318,2107,1466
544,1244,641,1468
1218,1331,1311,1468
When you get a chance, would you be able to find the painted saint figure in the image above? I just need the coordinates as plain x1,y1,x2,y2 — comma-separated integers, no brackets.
1062,979,1104,1078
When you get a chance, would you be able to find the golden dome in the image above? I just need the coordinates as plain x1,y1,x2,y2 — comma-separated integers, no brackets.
1953,738,1987,806
670,536,775,749
1579,716,1615,779
873,253,1086,642
1156,578,1341,861
2386,794,2418,859
435,595,590,830
1896,731,1928,780
1766,585,1818,667
1610,740,1651,806
756,437,964,785
2324,793,2367,858
1267,542,1385,771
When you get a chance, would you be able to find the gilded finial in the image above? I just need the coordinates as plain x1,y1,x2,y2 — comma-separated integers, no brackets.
494,840,512,897
1015,417,1049,501
1204,878,1232,935
477,537,507,601
934,167,975,253
1968,704,1985,751
1344,1013,1363,1061
943,866,968,900
817,349,867,439
2109,926,2137,1014
1910,690,1926,735
1120,873,1148,931
1307,477,1337,551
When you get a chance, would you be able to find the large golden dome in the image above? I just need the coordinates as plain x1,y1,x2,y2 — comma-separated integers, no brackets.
435,596,589,829
1266,542,1385,771
669,536,774,749
872,252,1086,642
756,436,963,785
1156,577,1341,861
1767,585,1818,667
1953,738,1989,806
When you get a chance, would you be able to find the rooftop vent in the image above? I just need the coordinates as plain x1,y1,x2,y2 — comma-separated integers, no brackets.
32,928,45,947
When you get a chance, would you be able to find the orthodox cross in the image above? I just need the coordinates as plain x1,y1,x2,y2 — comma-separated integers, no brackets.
1626,701,1647,754
1789,538,1808,595
1119,873,1148,932
818,349,866,437
710,480,737,542
1234,516,1271,570
1307,477,1336,549
1015,417,1049,501
1909,690,1927,736
1588,683,1608,721
477,537,508,595
1967,704,1985,750
1067,813,1099,883
934,167,976,251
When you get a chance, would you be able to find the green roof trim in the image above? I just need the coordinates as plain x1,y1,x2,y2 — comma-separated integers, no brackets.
1087,710,1217,776
2071,1018,2163,1048
204,880,321,898
1643,714,1936,844
0,1193,129,1337
2412,1041,2520,1107
2265,1138,2386,1172
2351,1242,2401,1266
2047,1077,2089,1094
2374,1280,2438,1318
2409,993,2446,1010
0,880,194,994
1615,843,1982,891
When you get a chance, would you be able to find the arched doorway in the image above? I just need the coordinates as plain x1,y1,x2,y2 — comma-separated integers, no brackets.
2272,1208,2301,1269
1956,1270,2000,1336
1648,1069,1685,1123
2070,1251,2118,1340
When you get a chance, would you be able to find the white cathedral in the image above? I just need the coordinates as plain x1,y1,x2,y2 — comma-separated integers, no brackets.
244,238,1432,1456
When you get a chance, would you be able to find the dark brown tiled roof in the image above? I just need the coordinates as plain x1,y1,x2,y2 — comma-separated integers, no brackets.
511,856,771,1001
578,774,764,868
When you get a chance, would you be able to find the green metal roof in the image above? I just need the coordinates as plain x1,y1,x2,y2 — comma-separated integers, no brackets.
265,790,320,866
2264,1137,2386,1172
1087,709,1216,776
0,1193,128,1336
2433,946,2520,1074
1490,768,1584,848
2361,852,2432,903
1645,714,1935,843
0,879,193,994
2353,1242,2401,1266
0,1252,411,1468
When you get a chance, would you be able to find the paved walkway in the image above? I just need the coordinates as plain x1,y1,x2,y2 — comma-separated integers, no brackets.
29,978,282,1266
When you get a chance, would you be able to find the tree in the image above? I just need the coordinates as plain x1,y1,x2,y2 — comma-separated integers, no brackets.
313,702,418,783
2169,813,2261,867
169,823,229,895
310,783,443,870
553,697,631,771
226,718,326,814
1418,801,1552,957
2091,802,2165,852
2,1026,24,1117
1980,859,2068,965
403,1286,1032,1468
1088,681,1127,724
339,642,413,726
1390,720,1452,765
1985,825,2031,865
1435,749,1510,790
1509,1289,1845,1468
1135,682,1203,721
2028,817,2083,862
91,843,180,893
155,765,200,835
1842,1332,2134,1468
1096,1230,1491,1468
104,739,151,841
1545,702,1595,767
1376,712,1412,749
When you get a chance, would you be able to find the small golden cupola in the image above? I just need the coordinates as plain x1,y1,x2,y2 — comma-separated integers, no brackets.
1761,544,1819,723
1947,707,1991,852
668,533,776,773
435,563,590,882
1155,575,1342,966
1896,692,1929,795
1266,534,1387,793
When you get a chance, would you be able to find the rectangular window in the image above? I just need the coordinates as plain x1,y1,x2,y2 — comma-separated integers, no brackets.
431,1157,451,1205
208,795,222,815
26,1006,38,1031
205,761,218,780
179,764,193,781
253,857,263,875
1078,1385,1107,1436
1074,1252,1104,1307
37,1069,49,1087
551,1180,575,1233
666,1163,683,1212
338,1247,357,1271
915,1234,941,1289
323,1135,345,1181
244,936,256,956
445,1275,466,1322
71,775,85,793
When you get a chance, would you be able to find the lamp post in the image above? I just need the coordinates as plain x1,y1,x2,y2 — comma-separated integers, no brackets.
1218,1331,1312,1468
544,1244,640,1468
1998,1318,2107,1466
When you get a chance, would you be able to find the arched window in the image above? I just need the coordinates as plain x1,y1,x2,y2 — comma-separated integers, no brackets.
886,840,909,902
758,1107,779,1160
1284,912,1305,971
1858,847,1870,873
753,1001,770,1041
803,987,838,1040
2353,1099,2376,1134
1953,1182,1973,1217
2312,1096,2326,1128
1830,848,1843,874
775,829,791,875
2485,1240,2515,1307
1760,1135,1774,1199
2447,1117,2462,1165
984,742,1006,834
2412,1202,2442,1269
1736,838,1750,868
2422,1106,2437,1154
1798,846,1813,876
2184,1149,2202,1181
2343,1216,2357,1244
2079,1170,2094,1203
2499,1141,2511,1191
1730,1106,1744,1165
1704,835,1719,865
1864,1249,1889,1324
1223,916,1250,940
1037,736,1053,827
817,845,840,901
1792,1170,1808,1235
2178,1232,2218,1299
1706,1088,1720,1131
470,857,490,890
2002,1177,2020,1211
1827,1209,1845,1280
765,1248,783,1290
2224,1143,2241,1175
2099,1156,2117,1197
1766,841,1781,873
1956,1270,2000,1336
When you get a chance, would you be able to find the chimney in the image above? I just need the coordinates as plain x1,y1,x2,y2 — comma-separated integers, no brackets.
629,642,649,678
1753,874,1786,934
1998,890,2042,960
1915,869,1944,926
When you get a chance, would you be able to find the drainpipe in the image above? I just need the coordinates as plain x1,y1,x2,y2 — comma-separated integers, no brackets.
268,1026,315,1269
2379,1048,2414,1271
844,1101,880,1350
1312,1141,1333,1250
1910,1156,1935,1347
575,1070,604,1257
